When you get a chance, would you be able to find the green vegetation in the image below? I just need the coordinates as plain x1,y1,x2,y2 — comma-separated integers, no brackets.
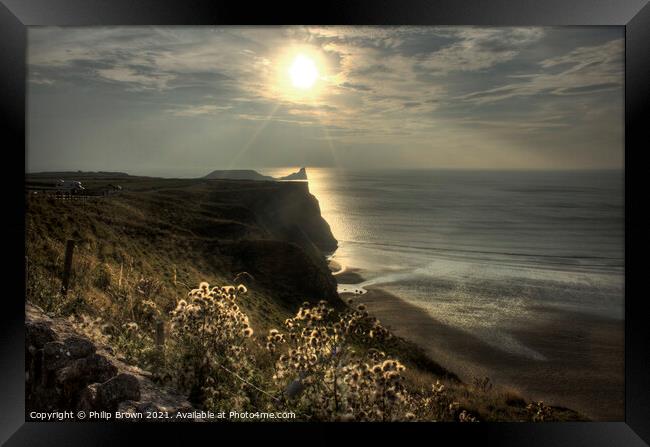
25,175,586,421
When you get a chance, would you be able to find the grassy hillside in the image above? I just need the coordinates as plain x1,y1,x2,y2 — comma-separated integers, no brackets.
26,175,337,320
24,174,586,421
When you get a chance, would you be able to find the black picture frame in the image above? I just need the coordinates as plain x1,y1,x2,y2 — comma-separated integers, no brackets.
1,1,648,445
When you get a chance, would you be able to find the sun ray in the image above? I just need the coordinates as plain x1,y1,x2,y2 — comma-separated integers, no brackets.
227,102,282,170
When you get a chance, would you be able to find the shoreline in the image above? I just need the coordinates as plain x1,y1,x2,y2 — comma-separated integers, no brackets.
333,261,623,421
329,260,366,284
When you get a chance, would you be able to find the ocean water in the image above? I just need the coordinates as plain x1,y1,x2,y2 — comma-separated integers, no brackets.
296,168,624,361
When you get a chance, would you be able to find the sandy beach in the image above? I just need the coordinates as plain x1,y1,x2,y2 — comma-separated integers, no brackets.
335,263,624,421
329,260,366,284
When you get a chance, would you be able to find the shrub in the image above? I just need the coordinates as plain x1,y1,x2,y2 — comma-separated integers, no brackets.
162,283,484,421
31,273,568,422
167,282,257,409
265,301,419,421
112,321,157,366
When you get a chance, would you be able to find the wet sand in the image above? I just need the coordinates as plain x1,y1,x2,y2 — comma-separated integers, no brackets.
331,263,366,284
342,287,624,421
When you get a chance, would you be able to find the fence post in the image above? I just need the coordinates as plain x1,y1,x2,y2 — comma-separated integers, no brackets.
60,239,75,296
155,320,165,350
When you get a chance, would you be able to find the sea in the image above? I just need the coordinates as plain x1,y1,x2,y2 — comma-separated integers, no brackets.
277,168,625,362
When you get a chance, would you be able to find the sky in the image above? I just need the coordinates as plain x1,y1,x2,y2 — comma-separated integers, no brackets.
27,26,624,176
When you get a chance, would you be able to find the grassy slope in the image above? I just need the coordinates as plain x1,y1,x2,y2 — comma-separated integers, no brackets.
26,175,337,327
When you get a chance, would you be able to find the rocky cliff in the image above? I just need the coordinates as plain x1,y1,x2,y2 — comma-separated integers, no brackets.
217,180,337,253
278,167,307,181
200,179,339,306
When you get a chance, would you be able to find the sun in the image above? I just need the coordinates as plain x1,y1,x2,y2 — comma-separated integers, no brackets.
272,48,326,100
289,54,319,90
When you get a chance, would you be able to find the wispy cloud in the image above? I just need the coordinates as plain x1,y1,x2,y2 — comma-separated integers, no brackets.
167,104,233,117
458,39,623,104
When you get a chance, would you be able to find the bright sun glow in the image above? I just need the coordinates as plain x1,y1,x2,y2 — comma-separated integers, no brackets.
289,54,319,90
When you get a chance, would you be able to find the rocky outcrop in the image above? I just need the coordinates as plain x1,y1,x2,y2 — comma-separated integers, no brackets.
279,167,307,181
202,167,307,182
26,303,195,420
203,169,275,181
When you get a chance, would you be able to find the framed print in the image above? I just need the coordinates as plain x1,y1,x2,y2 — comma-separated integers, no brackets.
1,0,648,445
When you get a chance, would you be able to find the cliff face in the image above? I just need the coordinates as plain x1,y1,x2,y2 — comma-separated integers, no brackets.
235,181,337,254
201,179,339,304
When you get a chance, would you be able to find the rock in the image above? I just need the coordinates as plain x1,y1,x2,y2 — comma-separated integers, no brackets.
63,335,96,358
43,341,71,371
78,383,100,411
59,353,118,385
279,167,308,181
233,271,255,287
96,373,141,410
79,375,141,412
130,401,160,413
26,321,57,351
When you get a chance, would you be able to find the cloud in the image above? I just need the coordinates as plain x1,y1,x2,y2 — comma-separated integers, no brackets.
339,81,372,92
27,26,624,171
168,104,233,117
28,27,269,94
458,39,623,104
29,77,55,86
96,67,174,91
415,28,545,74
